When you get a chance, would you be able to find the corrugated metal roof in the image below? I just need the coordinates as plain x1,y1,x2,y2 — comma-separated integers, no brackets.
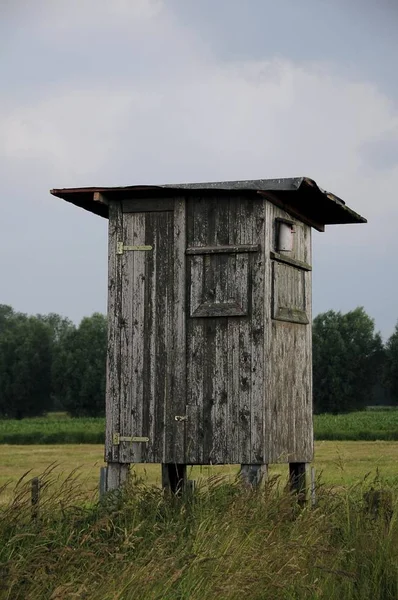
50,176,366,229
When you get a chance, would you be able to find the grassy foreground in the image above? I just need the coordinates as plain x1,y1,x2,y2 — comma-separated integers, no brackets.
1,470,398,600
2,410,398,444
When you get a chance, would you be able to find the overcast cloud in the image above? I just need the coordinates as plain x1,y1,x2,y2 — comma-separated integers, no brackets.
1,0,398,337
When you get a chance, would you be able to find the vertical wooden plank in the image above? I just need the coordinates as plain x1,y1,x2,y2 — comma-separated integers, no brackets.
203,318,216,463
157,213,169,462
250,198,265,464
133,215,147,463
105,201,123,463
186,321,204,464
305,226,314,461
121,213,147,463
212,319,227,463
165,200,186,463
144,212,171,463
238,197,252,464
303,223,310,265
186,198,205,464
202,198,216,464
147,211,174,464
142,212,156,461
227,198,240,463
119,213,132,463
212,200,229,463
263,200,272,466
186,256,204,460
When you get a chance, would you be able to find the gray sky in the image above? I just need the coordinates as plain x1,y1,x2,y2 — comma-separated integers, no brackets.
1,0,398,338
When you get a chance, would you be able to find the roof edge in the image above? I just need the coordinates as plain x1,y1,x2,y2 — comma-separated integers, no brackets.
50,176,367,226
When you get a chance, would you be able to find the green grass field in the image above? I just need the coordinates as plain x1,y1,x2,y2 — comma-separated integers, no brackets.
2,441,398,495
0,415,104,444
1,456,398,599
315,410,398,440
1,409,398,444
2,417,398,598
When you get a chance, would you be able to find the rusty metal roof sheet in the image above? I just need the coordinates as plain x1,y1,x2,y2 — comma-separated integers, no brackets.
50,176,366,229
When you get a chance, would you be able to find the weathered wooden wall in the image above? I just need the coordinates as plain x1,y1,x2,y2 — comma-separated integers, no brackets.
105,194,313,466
265,202,313,464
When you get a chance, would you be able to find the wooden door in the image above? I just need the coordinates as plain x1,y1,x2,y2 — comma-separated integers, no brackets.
185,196,266,465
105,199,186,464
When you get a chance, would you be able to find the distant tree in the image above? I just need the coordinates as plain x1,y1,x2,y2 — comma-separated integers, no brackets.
384,323,398,403
0,304,15,328
52,313,107,416
37,312,74,343
313,307,384,414
37,313,76,411
0,311,53,418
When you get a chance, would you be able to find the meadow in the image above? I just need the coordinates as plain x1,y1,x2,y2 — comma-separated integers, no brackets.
1,409,398,444
2,412,398,598
1,462,398,599
2,441,398,495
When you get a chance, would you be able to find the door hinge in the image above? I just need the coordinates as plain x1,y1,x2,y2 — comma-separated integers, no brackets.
112,433,149,445
117,242,152,255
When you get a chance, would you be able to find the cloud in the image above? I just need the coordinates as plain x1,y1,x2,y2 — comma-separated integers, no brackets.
5,0,164,30
2,52,398,205
359,136,398,171
2,89,133,179
1,0,398,333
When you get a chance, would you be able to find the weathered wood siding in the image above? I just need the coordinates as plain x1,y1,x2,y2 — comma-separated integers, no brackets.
265,202,313,464
106,194,313,466
186,196,265,464
105,201,123,463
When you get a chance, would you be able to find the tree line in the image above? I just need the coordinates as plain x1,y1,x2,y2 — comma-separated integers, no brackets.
0,305,106,418
0,303,398,418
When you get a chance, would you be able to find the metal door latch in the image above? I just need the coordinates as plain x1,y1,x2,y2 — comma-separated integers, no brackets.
174,415,188,422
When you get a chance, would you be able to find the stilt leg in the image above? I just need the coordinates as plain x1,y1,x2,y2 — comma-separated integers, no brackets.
105,462,129,492
289,462,308,505
161,464,187,495
240,464,268,487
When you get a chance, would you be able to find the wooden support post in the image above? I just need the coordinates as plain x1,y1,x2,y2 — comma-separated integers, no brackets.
99,467,107,498
31,477,40,521
289,462,309,505
161,464,187,495
105,463,129,492
240,464,268,487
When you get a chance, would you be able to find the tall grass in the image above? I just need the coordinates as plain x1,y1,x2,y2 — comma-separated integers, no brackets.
1,469,398,599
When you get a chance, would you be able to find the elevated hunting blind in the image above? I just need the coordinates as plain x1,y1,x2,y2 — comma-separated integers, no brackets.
51,177,366,493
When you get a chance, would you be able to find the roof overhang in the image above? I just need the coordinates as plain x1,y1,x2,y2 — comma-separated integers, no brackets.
50,176,367,231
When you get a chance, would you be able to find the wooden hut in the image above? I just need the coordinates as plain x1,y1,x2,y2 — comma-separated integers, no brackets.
51,177,366,493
